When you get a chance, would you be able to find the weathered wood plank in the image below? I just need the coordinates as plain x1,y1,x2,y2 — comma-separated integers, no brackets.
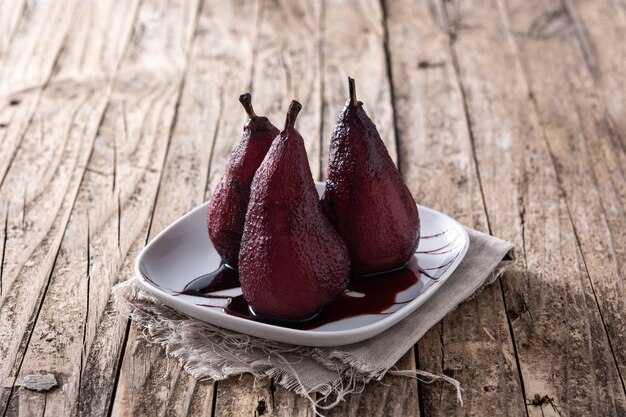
384,0,526,415
271,379,316,417
110,0,260,414
0,0,141,416
0,0,26,60
533,0,626,388
248,0,322,180
0,6,115,417
0,0,199,414
0,0,81,187
319,0,420,414
0,1,623,417
444,0,626,415
570,0,626,142
0,0,78,95
320,0,396,169
76,0,201,414
214,374,316,417
111,326,216,417
507,0,626,402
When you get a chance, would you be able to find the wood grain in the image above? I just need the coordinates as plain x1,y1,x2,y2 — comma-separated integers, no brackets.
384,0,526,415
569,0,626,142
248,0,322,180
0,0,81,188
110,0,258,415
1,0,198,416
444,0,626,415
76,0,201,414
214,374,314,417
322,352,419,417
0,0,135,413
111,326,216,417
0,0,26,61
517,0,626,390
0,0,625,416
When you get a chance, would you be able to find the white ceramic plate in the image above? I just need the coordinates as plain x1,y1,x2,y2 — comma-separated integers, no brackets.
135,182,469,346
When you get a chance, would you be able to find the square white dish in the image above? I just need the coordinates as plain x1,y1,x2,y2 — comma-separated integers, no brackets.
135,182,469,347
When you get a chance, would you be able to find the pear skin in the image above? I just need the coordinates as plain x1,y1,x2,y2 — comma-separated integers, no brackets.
322,78,420,275
239,101,350,320
207,94,279,267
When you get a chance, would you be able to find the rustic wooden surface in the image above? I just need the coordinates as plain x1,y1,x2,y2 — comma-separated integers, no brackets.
1,0,625,415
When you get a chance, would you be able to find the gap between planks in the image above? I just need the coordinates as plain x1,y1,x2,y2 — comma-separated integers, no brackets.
498,0,626,398
0,0,143,414
438,1,530,415
106,0,206,414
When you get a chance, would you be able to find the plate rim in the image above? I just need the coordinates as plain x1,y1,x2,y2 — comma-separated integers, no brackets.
134,183,470,345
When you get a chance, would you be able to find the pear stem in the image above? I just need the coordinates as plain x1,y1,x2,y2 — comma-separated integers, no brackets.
239,93,256,119
348,77,357,105
285,100,302,129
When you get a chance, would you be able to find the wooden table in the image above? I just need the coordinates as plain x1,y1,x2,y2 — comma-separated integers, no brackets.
1,0,625,415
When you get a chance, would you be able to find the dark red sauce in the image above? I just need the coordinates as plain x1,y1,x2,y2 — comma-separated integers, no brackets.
175,256,432,330
180,264,240,297
273,257,422,330
168,232,459,330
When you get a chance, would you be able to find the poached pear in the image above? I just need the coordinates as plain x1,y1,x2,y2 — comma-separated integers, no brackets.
239,101,350,321
207,93,279,267
322,78,420,275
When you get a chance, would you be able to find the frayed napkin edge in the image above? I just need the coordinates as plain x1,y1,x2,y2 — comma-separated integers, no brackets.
110,243,516,413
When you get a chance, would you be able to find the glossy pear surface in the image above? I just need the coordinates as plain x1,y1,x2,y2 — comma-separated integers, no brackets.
239,101,350,321
208,94,279,267
322,79,420,275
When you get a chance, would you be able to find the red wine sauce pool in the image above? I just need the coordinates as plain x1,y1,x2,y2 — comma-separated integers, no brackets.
170,230,457,330
177,256,424,330
179,264,240,296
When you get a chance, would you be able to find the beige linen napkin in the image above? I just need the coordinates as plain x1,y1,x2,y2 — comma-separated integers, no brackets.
112,228,514,410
